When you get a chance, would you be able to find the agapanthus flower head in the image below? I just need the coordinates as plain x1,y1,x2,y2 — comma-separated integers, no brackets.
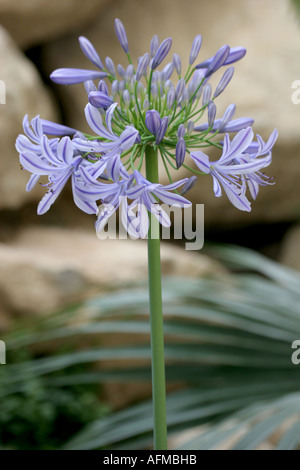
16,18,277,238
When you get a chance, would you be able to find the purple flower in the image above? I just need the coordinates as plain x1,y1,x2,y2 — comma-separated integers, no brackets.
151,83,158,98
118,80,125,93
117,64,126,78
145,112,169,145
150,35,159,58
187,121,194,136
196,46,246,70
181,176,197,195
111,80,119,97
16,115,53,154
136,53,150,80
79,36,104,70
173,53,182,76
75,161,141,236
84,80,97,94
17,18,276,237
204,45,230,77
177,124,186,139
195,104,254,133
143,98,150,111
105,57,116,76
76,156,131,223
181,89,189,107
19,135,90,215
167,88,175,109
214,67,234,98
15,115,66,190
77,160,192,238
188,70,205,98
175,138,186,168
122,89,131,107
175,78,185,101
207,101,216,128
50,68,107,85
224,47,246,65
190,127,278,211
145,110,161,136
126,171,192,237
88,91,115,109
155,117,169,145
125,64,134,82
202,83,212,106
39,120,77,136
189,35,202,65
161,62,174,81
114,18,129,54
151,38,172,70
98,80,109,94
73,103,139,161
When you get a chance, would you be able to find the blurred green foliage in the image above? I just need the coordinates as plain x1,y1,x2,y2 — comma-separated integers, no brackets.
0,348,108,449
1,245,300,449
292,0,300,9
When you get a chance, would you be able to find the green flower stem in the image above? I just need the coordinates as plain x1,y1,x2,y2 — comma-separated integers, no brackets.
145,145,168,450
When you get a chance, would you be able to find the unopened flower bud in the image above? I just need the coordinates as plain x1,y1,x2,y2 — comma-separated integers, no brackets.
176,138,186,168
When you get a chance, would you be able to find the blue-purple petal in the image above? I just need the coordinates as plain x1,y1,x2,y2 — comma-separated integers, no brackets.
114,19,129,54
40,119,77,136
151,37,172,70
145,110,161,135
88,91,115,108
190,151,211,174
79,36,104,70
50,68,107,85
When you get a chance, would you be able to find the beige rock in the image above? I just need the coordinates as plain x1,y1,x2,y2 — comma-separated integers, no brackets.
279,225,300,270
0,26,58,210
0,0,109,48
0,226,224,319
42,0,300,227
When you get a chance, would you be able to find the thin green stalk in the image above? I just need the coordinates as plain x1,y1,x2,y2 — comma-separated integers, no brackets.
145,145,168,450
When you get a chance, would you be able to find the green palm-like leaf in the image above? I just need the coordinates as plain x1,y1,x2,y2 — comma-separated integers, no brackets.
1,244,300,449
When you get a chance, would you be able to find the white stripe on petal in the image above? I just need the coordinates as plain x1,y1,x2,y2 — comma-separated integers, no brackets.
153,187,191,207
85,103,115,140
190,151,210,173
42,135,62,166
58,136,74,165
20,151,60,175
218,127,254,164
105,103,118,134
26,174,40,192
